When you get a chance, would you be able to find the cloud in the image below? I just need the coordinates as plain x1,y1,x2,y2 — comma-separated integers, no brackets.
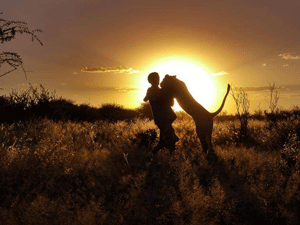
279,53,300,60
81,66,140,74
262,63,267,67
210,71,228,76
241,86,271,92
115,87,141,92
88,86,141,93
283,64,289,67
237,85,300,92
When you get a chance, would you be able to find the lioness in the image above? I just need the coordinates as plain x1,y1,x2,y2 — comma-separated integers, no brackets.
160,75,230,155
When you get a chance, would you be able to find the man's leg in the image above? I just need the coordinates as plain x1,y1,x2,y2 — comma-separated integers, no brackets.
162,121,178,154
152,137,165,154
152,120,179,155
152,122,165,155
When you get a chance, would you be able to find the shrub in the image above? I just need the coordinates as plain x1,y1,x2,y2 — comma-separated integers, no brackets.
281,132,300,171
0,87,141,123
98,103,138,121
136,102,153,119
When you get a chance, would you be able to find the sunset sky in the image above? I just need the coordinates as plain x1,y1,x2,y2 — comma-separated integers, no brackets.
1,0,300,114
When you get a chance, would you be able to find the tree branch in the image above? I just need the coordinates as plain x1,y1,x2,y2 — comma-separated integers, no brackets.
0,13,43,79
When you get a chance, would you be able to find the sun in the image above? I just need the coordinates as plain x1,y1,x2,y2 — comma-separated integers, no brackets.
142,59,215,111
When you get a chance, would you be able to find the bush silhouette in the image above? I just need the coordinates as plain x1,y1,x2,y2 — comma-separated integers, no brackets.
0,86,142,123
136,102,153,119
98,103,138,122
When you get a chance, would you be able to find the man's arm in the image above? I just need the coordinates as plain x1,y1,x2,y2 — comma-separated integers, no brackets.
170,97,174,107
143,89,150,101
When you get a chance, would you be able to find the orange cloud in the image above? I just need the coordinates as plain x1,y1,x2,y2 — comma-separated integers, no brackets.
279,53,300,60
81,66,140,74
210,71,228,76
115,87,140,92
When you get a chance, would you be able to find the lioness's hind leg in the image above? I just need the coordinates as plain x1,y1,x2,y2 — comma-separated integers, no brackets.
206,134,213,152
205,133,218,162
199,137,208,154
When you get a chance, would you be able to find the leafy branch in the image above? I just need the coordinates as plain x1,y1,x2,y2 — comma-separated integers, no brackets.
0,13,43,45
0,13,43,78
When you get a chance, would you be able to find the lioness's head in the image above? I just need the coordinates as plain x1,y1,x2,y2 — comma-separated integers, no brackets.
160,74,178,91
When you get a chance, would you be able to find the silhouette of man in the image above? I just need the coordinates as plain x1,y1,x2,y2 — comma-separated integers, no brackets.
143,72,179,154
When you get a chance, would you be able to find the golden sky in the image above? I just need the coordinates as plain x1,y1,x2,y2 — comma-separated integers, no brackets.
1,0,300,113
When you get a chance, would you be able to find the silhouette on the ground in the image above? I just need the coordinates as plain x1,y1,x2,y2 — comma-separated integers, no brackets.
123,157,182,224
161,75,230,155
206,150,283,224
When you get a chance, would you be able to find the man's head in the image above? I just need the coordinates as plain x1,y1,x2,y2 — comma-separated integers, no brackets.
147,72,160,86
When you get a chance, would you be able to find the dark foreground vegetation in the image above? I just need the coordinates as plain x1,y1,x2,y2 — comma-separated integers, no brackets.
0,85,149,123
1,87,300,224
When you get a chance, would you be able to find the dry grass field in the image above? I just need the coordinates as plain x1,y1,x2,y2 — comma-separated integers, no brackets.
0,113,300,224
0,88,300,224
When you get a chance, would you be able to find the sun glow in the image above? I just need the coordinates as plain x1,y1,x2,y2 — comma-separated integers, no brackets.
142,59,215,111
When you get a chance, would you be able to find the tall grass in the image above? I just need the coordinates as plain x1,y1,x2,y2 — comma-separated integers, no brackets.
0,114,300,224
1,88,300,224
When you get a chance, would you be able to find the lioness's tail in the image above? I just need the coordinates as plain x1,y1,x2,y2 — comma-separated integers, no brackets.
211,84,231,117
